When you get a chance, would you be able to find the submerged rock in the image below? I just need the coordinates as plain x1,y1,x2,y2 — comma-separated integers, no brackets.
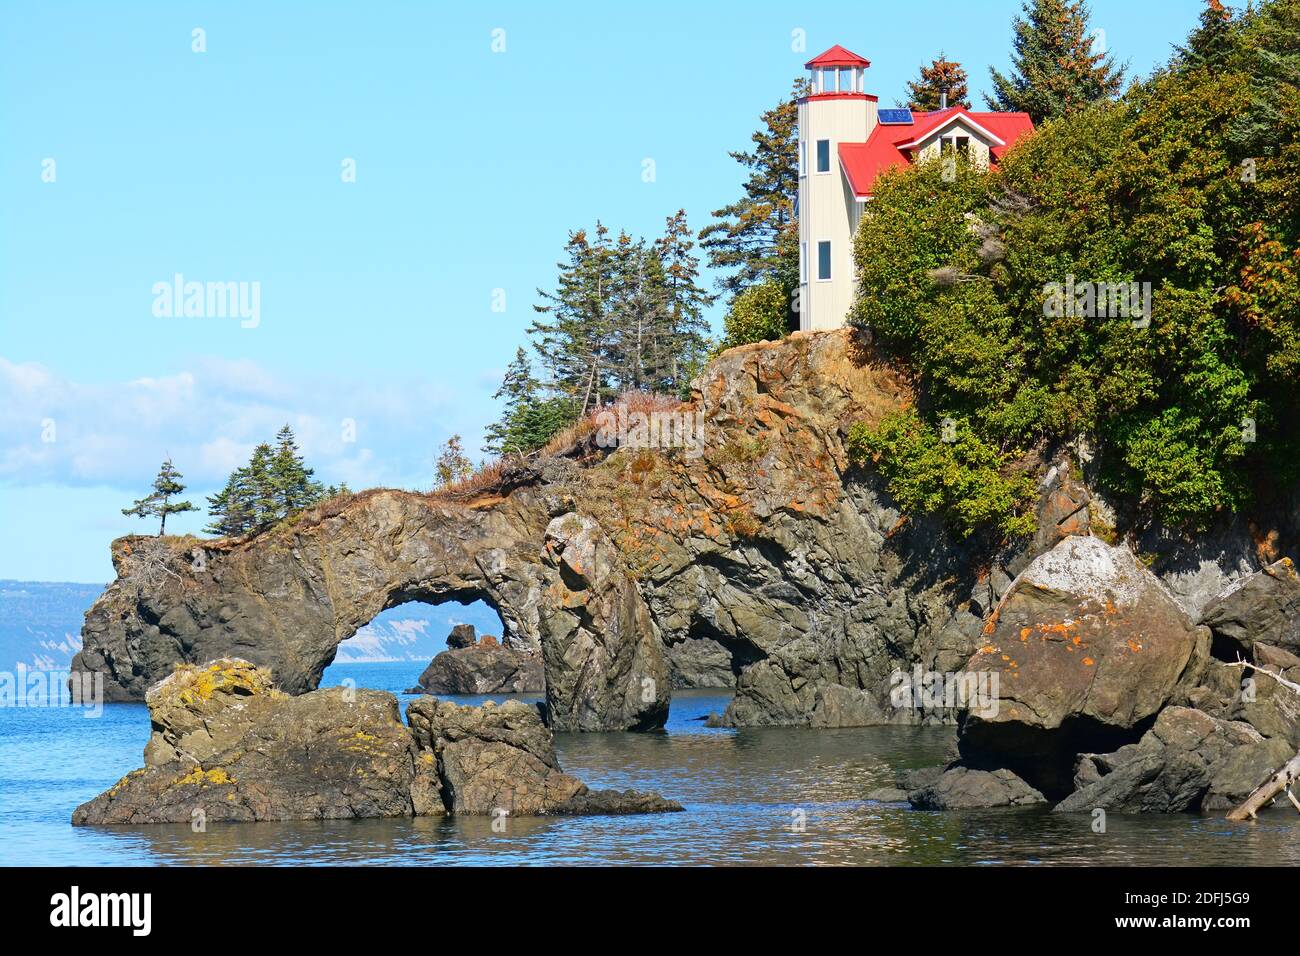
73,659,679,825
907,767,1046,810
958,536,1209,797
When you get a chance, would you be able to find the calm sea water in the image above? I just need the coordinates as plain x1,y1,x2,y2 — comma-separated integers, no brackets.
1,661,1297,866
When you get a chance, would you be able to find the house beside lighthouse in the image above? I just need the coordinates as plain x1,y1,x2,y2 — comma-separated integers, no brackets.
796,45,1035,331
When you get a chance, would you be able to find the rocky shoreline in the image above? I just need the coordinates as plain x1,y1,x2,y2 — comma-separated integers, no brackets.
67,330,1300,817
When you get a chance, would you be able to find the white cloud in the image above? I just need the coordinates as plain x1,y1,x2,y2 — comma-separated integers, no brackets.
0,355,475,491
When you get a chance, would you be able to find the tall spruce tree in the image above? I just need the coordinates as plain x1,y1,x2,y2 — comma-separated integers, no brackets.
905,54,971,111
987,0,1126,123
528,223,618,413
1178,0,1235,71
699,79,806,297
655,209,715,392
205,426,331,537
122,458,197,535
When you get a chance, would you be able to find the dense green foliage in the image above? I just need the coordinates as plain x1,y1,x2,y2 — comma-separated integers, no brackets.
721,280,789,348
848,410,1038,539
986,0,1125,123
122,458,197,535
850,0,1300,536
206,426,346,536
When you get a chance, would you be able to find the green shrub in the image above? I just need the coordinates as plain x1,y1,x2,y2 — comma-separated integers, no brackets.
722,281,788,348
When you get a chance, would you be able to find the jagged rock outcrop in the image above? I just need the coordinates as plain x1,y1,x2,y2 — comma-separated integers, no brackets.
666,637,736,689
957,535,1210,797
73,660,438,825
1200,557,1300,654
406,634,543,696
406,697,681,815
73,660,679,825
1055,706,1295,813
538,513,670,731
71,329,1300,733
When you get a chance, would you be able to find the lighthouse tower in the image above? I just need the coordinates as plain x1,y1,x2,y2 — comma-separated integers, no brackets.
796,45,877,332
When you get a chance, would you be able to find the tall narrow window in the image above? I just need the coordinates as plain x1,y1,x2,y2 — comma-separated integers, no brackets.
816,139,830,173
799,140,807,177
800,242,808,283
817,241,832,281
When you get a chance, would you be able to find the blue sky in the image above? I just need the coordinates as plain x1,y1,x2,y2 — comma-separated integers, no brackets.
0,0,1205,582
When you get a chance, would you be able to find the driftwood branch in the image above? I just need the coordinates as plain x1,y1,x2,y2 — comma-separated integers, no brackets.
1226,753,1300,821
1225,659,1300,821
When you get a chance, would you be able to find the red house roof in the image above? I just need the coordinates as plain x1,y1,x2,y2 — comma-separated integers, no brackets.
804,45,871,69
839,106,1034,198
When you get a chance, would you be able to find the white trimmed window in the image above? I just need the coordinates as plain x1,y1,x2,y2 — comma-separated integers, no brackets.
800,242,808,283
816,139,830,174
817,241,832,281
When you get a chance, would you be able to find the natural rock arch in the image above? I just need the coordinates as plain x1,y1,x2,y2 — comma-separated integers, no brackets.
77,491,548,698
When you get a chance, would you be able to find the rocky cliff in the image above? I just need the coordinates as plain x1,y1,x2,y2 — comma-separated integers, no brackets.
72,329,1295,734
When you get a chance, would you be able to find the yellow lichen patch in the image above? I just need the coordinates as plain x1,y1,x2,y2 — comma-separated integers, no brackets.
1019,627,1031,641
1082,657,1095,666
174,767,235,787
1126,639,1143,653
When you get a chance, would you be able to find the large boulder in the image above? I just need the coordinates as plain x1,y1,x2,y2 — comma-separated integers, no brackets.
74,660,436,825
446,623,478,649
74,659,680,826
1199,557,1300,654
1055,706,1295,813
907,766,1047,810
406,643,543,695
537,514,670,731
406,697,681,815
959,536,1210,797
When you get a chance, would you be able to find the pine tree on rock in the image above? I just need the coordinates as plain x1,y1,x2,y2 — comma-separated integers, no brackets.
529,224,618,414
656,209,715,394
122,458,198,535
986,0,1125,123
700,79,806,297
905,54,971,111
483,348,578,455
270,424,325,514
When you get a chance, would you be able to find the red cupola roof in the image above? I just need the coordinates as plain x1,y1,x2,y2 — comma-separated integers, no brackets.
804,45,871,69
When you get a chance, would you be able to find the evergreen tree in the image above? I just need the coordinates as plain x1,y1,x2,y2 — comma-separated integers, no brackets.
905,54,971,111
483,348,579,455
270,424,324,513
434,435,474,487
699,79,806,297
122,458,198,535
205,427,332,536
1178,0,1235,71
655,209,715,392
528,224,618,413
986,0,1126,123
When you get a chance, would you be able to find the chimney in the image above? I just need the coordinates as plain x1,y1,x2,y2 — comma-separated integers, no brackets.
939,86,948,110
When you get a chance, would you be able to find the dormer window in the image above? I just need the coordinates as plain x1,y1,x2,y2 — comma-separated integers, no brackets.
941,134,971,156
